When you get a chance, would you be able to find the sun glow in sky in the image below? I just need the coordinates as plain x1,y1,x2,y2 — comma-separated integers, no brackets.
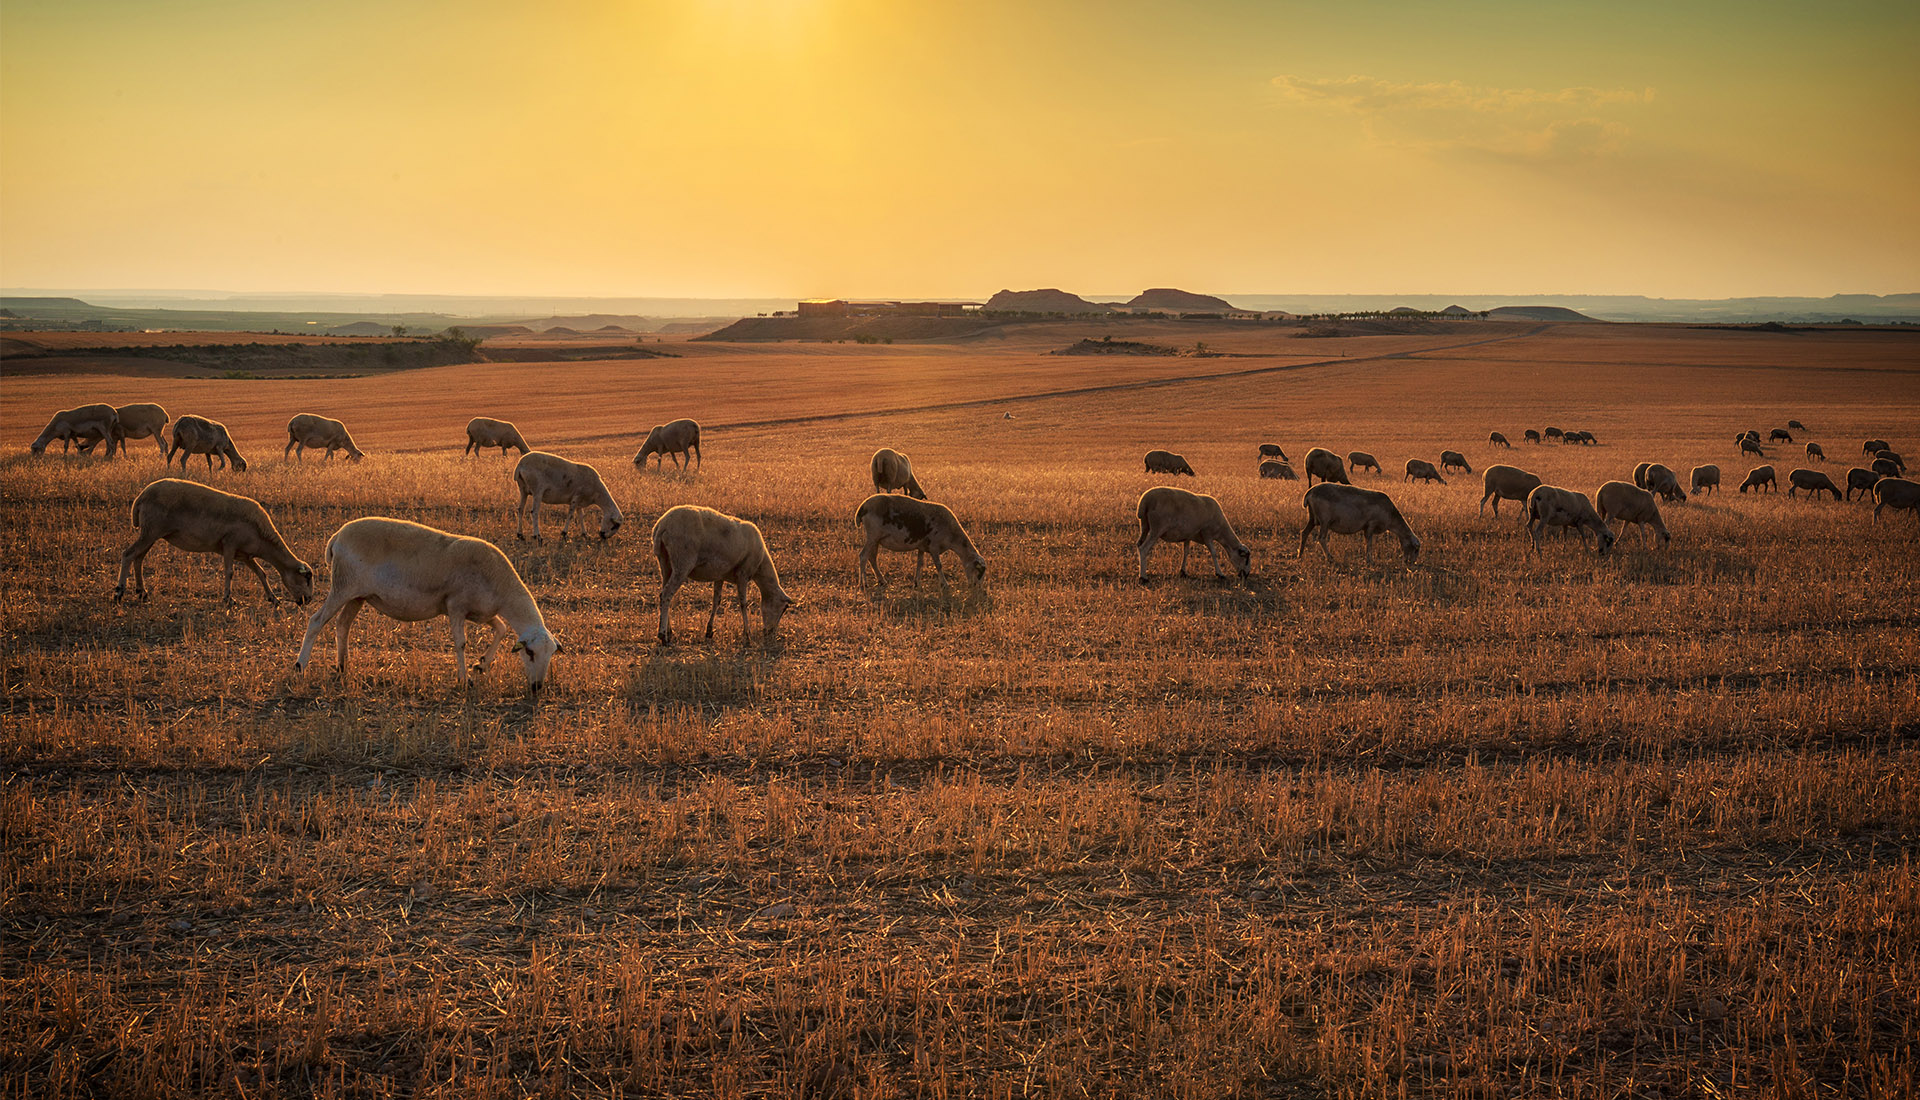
2,0,1915,298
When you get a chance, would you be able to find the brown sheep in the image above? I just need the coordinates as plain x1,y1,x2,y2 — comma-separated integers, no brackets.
168,415,247,472
1739,465,1777,493
1740,436,1766,458
1770,428,1793,443
1845,467,1883,501
1787,468,1842,501
115,479,314,605
1489,431,1511,448
1439,450,1471,474
1525,486,1615,556
109,403,170,457
1863,438,1889,454
1690,465,1721,495
1303,447,1349,486
856,494,985,593
295,518,560,689
1643,464,1686,503
465,417,529,456
1480,465,1542,516
30,404,119,455
1596,481,1670,550
1144,449,1196,476
1524,429,1542,444
653,505,796,645
1873,478,1920,525
1258,443,1287,461
1805,442,1825,462
1873,450,1906,474
1788,419,1807,431
1136,486,1251,583
513,451,623,541
1347,450,1382,474
635,418,702,470
1404,458,1446,484
872,448,928,497
1299,483,1420,565
1871,458,1901,479
1258,460,1297,480
285,413,365,462
1544,427,1564,442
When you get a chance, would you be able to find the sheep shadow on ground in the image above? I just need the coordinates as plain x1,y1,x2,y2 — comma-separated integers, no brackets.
863,584,994,623
622,646,775,714
1165,574,1291,617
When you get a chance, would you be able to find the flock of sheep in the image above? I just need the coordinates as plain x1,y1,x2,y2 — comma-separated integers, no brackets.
24,399,1920,691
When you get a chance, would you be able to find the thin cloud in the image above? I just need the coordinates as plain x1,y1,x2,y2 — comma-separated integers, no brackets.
1273,75,1653,114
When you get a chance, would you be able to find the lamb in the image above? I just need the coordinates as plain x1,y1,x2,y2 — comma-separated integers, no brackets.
167,415,247,472
294,518,560,689
1805,442,1825,462
1135,486,1251,583
1690,465,1721,495
1524,429,1542,444
1258,443,1287,461
465,417,530,456
872,447,928,497
1144,449,1196,477
1863,438,1890,455
1874,450,1906,474
1524,485,1616,555
1643,464,1686,503
1404,458,1446,484
1788,419,1807,431
1740,436,1766,458
1480,465,1543,516
284,413,365,462
1873,478,1920,524
1595,481,1671,550
1298,483,1421,565
115,478,314,605
1489,432,1511,448
1873,457,1903,479
1303,447,1349,486
30,404,119,455
1845,467,1883,501
1739,465,1777,493
1770,428,1794,443
1258,460,1297,480
1347,451,1382,474
513,451,623,541
634,418,702,470
855,494,986,593
109,403,169,457
1787,468,1842,501
652,505,796,644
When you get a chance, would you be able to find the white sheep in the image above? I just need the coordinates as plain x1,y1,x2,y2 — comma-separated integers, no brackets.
1135,486,1251,583
1524,485,1616,555
1873,477,1919,525
871,448,928,497
30,404,119,455
1479,465,1542,516
115,478,314,604
1298,483,1421,565
1595,481,1670,549
634,418,702,470
1440,449,1472,474
1404,458,1446,485
1690,465,1720,495
109,403,169,457
168,415,247,472
513,451,623,540
653,505,796,644
1143,449,1196,476
855,494,985,592
1303,447,1349,486
1346,450,1382,474
466,417,530,456
284,413,365,462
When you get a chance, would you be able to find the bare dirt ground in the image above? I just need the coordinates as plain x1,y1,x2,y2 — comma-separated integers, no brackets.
3,322,1917,1098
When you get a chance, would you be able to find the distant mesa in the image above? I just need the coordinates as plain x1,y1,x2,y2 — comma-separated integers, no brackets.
1388,306,1422,316
594,324,630,332
543,326,580,335
1127,288,1235,312
1441,304,1473,316
985,288,1108,313
1487,305,1600,322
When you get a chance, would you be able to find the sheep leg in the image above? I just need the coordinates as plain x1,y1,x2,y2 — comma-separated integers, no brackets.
692,442,702,470
1206,541,1225,579
706,582,724,640
515,490,530,540
914,550,927,585
736,581,752,641
1297,522,1314,559
333,600,364,675
116,534,160,600
531,498,545,541
1318,530,1336,563
1136,524,1157,583
1177,542,1191,576
285,437,297,459
471,617,509,673
238,556,276,604
932,551,950,594
859,535,884,589
1363,532,1375,565
448,614,473,685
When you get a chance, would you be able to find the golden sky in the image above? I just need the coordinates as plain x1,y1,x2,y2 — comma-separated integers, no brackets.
3,0,1915,299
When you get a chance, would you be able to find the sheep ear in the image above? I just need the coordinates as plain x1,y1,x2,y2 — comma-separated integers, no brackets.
511,639,527,653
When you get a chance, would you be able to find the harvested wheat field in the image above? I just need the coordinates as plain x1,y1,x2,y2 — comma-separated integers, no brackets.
4,321,1919,1098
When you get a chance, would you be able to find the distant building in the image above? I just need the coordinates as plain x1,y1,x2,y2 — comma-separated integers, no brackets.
799,299,975,318
799,299,849,318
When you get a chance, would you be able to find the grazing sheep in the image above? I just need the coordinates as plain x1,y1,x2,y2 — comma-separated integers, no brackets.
855,494,985,593
1438,450,1471,474
115,478,314,605
1574,431,1600,445
1845,467,1883,501
1404,458,1446,485
1787,468,1842,501
1633,462,1652,490
513,451,623,541
1303,447,1349,486
1739,465,1777,493
1480,465,1542,516
465,417,530,456
1298,483,1421,565
284,413,365,462
1544,427,1564,442
1643,464,1686,503
295,518,560,688
652,505,796,644
1524,486,1616,555
1135,486,1251,583
1690,465,1721,495
1873,478,1920,524
1489,432,1511,448
1874,450,1906,474
872,447,929,497
109,403,170,457
1347,450,1382,474
1258,460,1297,480
30,404,119,455
1872,457,1902,479
1788,419,1807,431
634,418,702,470
1863,438,1890,454
1770,428,1794,443
1596,481,1671,549
1258,443,1287,461
1743,430,1761,442
168,415,247,472
1740,436,1766,458
1524,429,1542,444
1144,449,1196,477
1805,442,1825,462
1560,430,1586,445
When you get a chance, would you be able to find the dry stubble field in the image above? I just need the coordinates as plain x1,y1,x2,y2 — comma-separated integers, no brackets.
4,321,1919,1098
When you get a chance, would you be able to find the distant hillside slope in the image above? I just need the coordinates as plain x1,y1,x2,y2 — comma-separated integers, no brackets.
1129,288,1235,311
984,288,1109,313
1487,305,1600,322
697,315,994,342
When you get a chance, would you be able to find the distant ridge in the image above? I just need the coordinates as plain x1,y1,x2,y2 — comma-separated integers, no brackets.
985,288,1108,313
1129,288,1234,311
1487,305,1600,322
